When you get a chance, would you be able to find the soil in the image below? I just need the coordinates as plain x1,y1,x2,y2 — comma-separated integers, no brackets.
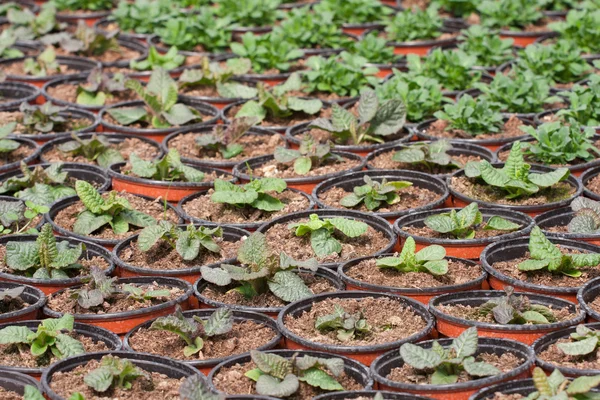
0,292,27,314
489,394,526,400
213,359,363,399
227,104,333,128
368,148,482,174
252,156,362,179
318,185,441,213
0,111,91,135
47,83,138,107
168,131,284,162
450,175,575,206
3,61,78,78
200,272,338,308
128,319,276,360
52,191,179,240
387,352,523,384
54,45,141,65
437,302,574,324
401,221,519,240
305,126,409,146
47,281,184,315
50,358,184,400
400,0,430,10
0,332,108,368
181,189,310,224
284,297,427,346
43,137,161,165
497,140,600,167
589,297,600,315
538,338,600,370
118,236,243,271
424,116,527,140
0,387,21,400
0,145,33,166
345,258,482,288
587,175,600,196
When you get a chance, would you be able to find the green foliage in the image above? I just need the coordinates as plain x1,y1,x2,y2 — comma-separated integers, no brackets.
457,26,515,67
0,200,47,236
44,21,120,57
477,286,557,325
179,374,223,400
111,0,184,34
58,133,124,168
339,175,412,211
71,267,117,309
465,141,571,199
73,180,156,236
5,224,84,280
6,6,61,41
556,324,600,357
549,9,600,54
121,284,171,302
195,117,257,160
405,49,481,91
527,367,600,399
0,122,20,154
288,214,368,258
392,140,464,172
431,0,479,17
76,68,127,107
477,0,544,30
309,90,406,145
127,149,205,182
23,47,60,77
350,31,396,65
214,0,281,27
23,385,47,400
84,355,150,393
0,30,24,59
244,350,345,396
314,0,392,24
130,46,185,71
200,232,318,302
150,306,232,356
302,52,380,97
210,178,288,212
400,327,500,385
384,5,443,42
556,76,600,126
567,197,600,234
52,0,114,11
230,32,303,74
19,101,68,134
424,202,520,239
138,221,222,260
518,226,600,277
0,314,84,361
315,305,371,342
433,94,504,136
273,134,337,175
376,236,448,276
108,69,201,129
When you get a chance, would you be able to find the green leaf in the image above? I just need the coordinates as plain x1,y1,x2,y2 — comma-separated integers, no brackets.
400,343,443,369
23,385,45,400
255,374,299,397
84,365,114,392
75,181,105,214
203,307,233,337
557,336,599,356
529,227,562,260
236,100,267,122
430,369,459,385
485,216,521,231
268,271,313,303
238,232,268,267
463,357,501,377
0,325,34,344
327,218,368,238
251,350,293,379
357,90,379,123
5,241,39,271
369,99,407,137
137,224,169,252
452,327,478,358
528,168,570,188
119,210,156,228
293,157,312,175
200,266,232,286
73,211,112,235
422,260,449,276
298,367,344,391
310,228,342,257
520,311,550,325
566,375,600,395
54,333,85,358
107,107,147,125
415,245,446,262
162,103,201,126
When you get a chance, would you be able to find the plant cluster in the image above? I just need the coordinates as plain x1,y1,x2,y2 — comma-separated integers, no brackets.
457,26,515,67
230,32,303,74
350,31,397,65
339,175,412,211
274,134,337,175
476,286,557,325
527,366,600,399
58,133,124,168
6,6,62,41
84,355,151,393
405,50,481,91
130,46,186,71
555,324,600,358
556,76,600,126
195,117,258,160
0,162,75,206
315,305,371,342
138,221,222,260
376,236,448,276
127,149,205,183
51,0,115,11
76,68,127,107
214,0,282,27
110,0,185,35
431,0,479,17
549,9,600,55
477,0,544,30
0,199,47,236
384,5,443,43
433,94,504,136
567,197,600,234
43,21,120,57
23,47,60,77
19,101,69,134
313,0,393,24
392,140,463,171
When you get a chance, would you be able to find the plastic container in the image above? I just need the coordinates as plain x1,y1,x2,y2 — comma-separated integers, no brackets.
578,277,600,322
535,206,600,246
0,137,39,173
581,165,600,201
0,370,43,397
0,82,41,109
0,56,99,88
0,282,46,324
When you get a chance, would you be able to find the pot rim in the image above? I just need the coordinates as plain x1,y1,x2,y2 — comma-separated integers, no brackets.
0,282,46,322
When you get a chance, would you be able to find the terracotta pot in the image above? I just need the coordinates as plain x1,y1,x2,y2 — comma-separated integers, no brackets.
338,255,487,304
314,391,432,400
535,206,600,246
393,207,534,260
43,276,194,335
0,56,100,88
0,82,41,109
232,152,366,194
123,309,282,375
0,137,39,173
578,277,600,322
0,370,43,397
0,282,45,324
580,165,600,201
370,337,534,399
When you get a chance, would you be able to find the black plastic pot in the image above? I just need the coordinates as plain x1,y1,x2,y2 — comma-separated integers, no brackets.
94,17,150,42
0,320,122,377
207,349,373,395
164,125,283,170
0,370,43,397
314,391,433,400
469,379,548,400
535,206,600,244
481,236,600,302
579,277,600,322
0,82,40,110
256,209,398,269
278,291,434,365
9,41,44,58
42,351,203,400
365,140,496,177
581,165,600,201
194,267,344,316
0,282,45,324
41,75,124,112
371,337,534,397
0,56,100,86
0,137,39,173
178,187,315,231
313,169,449,221
123,309,281,374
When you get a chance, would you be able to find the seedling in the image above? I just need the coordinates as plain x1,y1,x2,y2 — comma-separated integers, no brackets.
23,385,49,400
72,267,118,309
476,286,556,324
179,374,223,400
556,324,600,357
137,221,222,260
130,46,186,71
121,284,172,302
457,26,515,67
400,327,501,384
1,162,75,206
273,134,337,175
57,133,124,168
526,367,600,399
405,49,481,91
288,214,368,258
244,350,345,396
52,0,115,11
351,31,396,65
517,226,600,277
127,149,205,182
44,21,120,57
309,90,406,145
0,200,47,236
568,197,600,234
314,0,392,24
339,175,412,211
75,68,127,107
200,232,319,302
111,0,184,35
433,0,479,17
230,31,303,74
433,94,504,137
23,47,60,77
6,6,60,41
210,178,287,212
515,42,592,85
549,9,600,55
464,141,571,199
84,355,150,393
0,286,25,314
556,76,600,127
214,0,281,27
150,306,233,356
424,202,521,239
315,305,371,342
20,101,68,134
0,122,20,155
376,236,448,276
392,140,463,172
384,5,443,42
195,117,257,160
477,0,543,30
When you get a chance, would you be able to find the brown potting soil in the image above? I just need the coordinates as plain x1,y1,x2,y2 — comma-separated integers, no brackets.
345,258,482,288
50,358,184,400
0,293,27,314
497,140,600,167
227,104,333,128
54,45,141,64
542,225,569,233
200,273,338,308
168,131,284,162
538,338,600,370
318,185,441,213
3,62,78,78
450,176,575,206
489,394,526,400
387,352,523,384
47,282,184,315
436,303,575,324
400,0,430,10
212,360,363,399
587,175,600,196
182,189,310,224
0,387,22,400
368,149,481,173
284,297,427,346
425,116,526,140
252,156,362,179
589,296,600,314
0,111,91,135
402,222,518,240
52,191,180,240
0,145,33,166
46,83,138,106
128,319,277,360
43,137,160,164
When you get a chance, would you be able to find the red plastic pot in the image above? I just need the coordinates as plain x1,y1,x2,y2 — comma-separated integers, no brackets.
0,82,41,109
0,56,99,88
470,379,561,400
535,206,600,246
0,282,45,324
373,26,460,56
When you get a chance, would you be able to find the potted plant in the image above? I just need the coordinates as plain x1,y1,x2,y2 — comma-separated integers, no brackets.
542,77,600,130
352,32,405,78
0,283,45,324
535,197,600,245
455,26,517,74
0,197,47,238
214,0,281,35
549,9,600,58
2,6,62,42
313,0,394,36
0,82,40,110
0,370,43,399
582,165,600,201
51,0,115,26
0,124,39,174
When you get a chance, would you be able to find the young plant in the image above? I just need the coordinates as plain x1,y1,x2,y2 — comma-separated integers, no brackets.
477,0,544,30
465,141,571,199
235,74,323,123
339,175,413,211
75,68,127,107
424,202,521,239
549,9,600,55
0,200,47,236
288,214,369,258
72,267,117,309
57,133,124,168
210,178,288,212
314,0,393,24
431,0,478,17
0,286,25,314
405,49,481,91
130,46,185,71
384,5,443,43
376,236,448,276
24,385,50,400
149,306,232,356
0,122,20,156
457,26,515,67
273,134,337,175
527,367,600,399
200,232,319,302
23,47,60,77
137,221,222,260
6,6,61,41
556,76,600,127
400,327,501,384
44,21,120,57
195,117,258,160
179,374,222,400
0,314,84,360
315,305,371,342
127,149,205,182
392,140,464,172
309,90,406,145
555,324,600,357
111,0,184,35
108,68,201,129
230,32,303,74
477,286,557,325
19,101,68,134
433,94,504,136
350,31,397,65
214,0,281,27
517,226,600,277
83,355,150,393
0,30,24,59
567,197,600,234
72,180,156,236
121,284,172,302
52,0,114,11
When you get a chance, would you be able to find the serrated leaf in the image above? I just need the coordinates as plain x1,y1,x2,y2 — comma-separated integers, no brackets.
529,227,562,260
84,366,114,392
463,357,501,377
251,351,293,379
54,333,85,359
203,307,233,337
5,241,39,271
370,99,406,137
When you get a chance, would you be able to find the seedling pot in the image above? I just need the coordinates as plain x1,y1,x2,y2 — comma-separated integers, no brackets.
581,165,600,201
470,379,553,400
0,370,43,396
56,9,111,27
368,24,460,56
578,277,600,322
535,206,600,245
499,29,552,47
0,56,100,88
0,282,46,324
0,137,39,173
0,82,41,109
179,78,258,110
